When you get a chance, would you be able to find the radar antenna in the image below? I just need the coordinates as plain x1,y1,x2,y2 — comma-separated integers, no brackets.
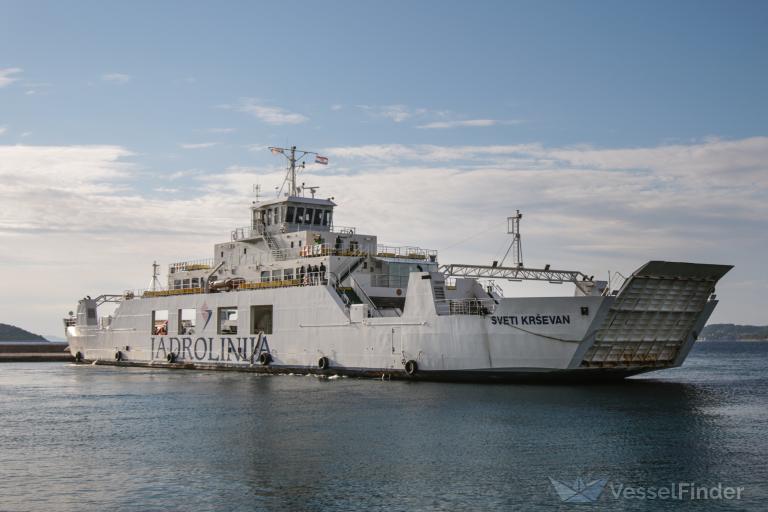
268,145,326,197
499,210,523,267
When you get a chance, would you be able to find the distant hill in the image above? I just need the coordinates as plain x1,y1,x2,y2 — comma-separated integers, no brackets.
0,323,48,342
701,324,768,341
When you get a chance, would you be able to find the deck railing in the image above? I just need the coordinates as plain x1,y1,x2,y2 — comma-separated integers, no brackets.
376,245,437,261
436,298,496,316
231,224,357,241
127,272,330,299
169,258,214,273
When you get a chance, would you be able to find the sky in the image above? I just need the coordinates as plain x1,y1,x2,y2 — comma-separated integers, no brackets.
1,0,767,336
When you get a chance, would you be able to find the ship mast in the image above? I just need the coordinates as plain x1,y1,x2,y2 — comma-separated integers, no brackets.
268,145,323,197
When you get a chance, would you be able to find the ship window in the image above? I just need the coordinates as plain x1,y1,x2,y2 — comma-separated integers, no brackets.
183,278,190,288
295,207,304,224
191,277,200,288
260,271,269,282
304,208,313,224
312,209,322,225
286,206,295,223
290,241,294,248
284,268,294,280
251,305,273,335
266,209,272,226
178,309,196,335
87,308,96,320
323,210,330,226
218,307,238,335
243,248,247,255
298,240,302,247
152,310,168,335
221,251,224,258
173,279,182,290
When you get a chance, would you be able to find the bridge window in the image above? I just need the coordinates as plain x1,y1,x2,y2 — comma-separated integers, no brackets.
304,208,313,224
178,309,196,335
251,305,273,335
313,209,323,225
218,307,238,335
152,310,168,335
286,206,295,223
323,210,330,226
295,207,304,224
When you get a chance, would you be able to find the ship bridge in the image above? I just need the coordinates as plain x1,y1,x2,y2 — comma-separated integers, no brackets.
252,196,338,235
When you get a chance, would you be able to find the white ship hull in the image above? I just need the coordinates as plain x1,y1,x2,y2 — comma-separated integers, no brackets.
66,261,729,382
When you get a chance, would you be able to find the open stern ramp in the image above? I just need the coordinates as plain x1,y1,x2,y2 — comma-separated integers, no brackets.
576,261,732,369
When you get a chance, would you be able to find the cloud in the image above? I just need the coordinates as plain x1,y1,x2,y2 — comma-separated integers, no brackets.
208,127,235,134
101,73,131,84
237,99,308,125
0,68,22,87
356,104,425,123
0,126,6,136
417,119,523,129
179,142,218,149
2,137,766,334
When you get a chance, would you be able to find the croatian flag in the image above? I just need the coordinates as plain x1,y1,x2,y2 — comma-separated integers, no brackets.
271,147,284,155
315,155,329,165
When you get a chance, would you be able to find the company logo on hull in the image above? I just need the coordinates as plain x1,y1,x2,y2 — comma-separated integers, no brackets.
152,335,270,362
199,302,213,330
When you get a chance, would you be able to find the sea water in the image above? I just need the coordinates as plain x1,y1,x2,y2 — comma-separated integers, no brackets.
0,341,766,511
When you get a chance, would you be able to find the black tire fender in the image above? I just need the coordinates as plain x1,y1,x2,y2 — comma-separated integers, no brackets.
405,360,418,376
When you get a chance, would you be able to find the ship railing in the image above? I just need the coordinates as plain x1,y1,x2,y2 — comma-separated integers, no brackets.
370,274,410,288
376,245,438,261
127,272,330,299
231,224,358,241
169,258,215,273
286,244,370,259
436,298,496,316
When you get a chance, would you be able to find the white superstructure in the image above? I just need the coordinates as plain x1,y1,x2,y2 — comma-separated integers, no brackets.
64,146,732,381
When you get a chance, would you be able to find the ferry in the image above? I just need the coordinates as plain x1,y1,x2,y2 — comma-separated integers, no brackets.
64,146,733,381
